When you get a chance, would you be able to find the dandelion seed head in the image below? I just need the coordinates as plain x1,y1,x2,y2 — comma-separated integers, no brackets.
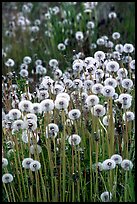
2,158,8,168
30,160,41,171
102,159,116,170
68,134,81,145
22,158,33,169
100,191,112,202
2,173,13,183
121,159,133,170
91,104,106,117
110,154,122,164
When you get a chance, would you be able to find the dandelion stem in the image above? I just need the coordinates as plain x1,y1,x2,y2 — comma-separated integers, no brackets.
3,184,10,202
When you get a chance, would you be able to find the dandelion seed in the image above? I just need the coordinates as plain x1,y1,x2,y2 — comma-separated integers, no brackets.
117,68,128,78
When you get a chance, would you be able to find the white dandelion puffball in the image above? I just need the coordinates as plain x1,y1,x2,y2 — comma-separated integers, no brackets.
24,119,37,131
110,154,122,164
121,79,133,89
25,113,37,122
2,173,13,183
30,160,41,171
118,93,132,105
18,100,33,112
40,99,54,112
123,43,134,53
115,44,124,53
102,85,115,97
117,68,128,78
46,123,59,138
31,103,42,114
57,43,66,51
8,109,21,120
102,115,115,126
121,159,133,170
22,158,33,169
5,58,15,67
23,56,32,64
104,78,117,88
2,158,8,168
55,97,69,110
12,119,25,131
56,92,70,102
129,60,135,70
100,191,112,202
102,159,116,170
94,51,105,61
122,111,135,122
49,59,58,67
112,32,120,40
19,69,28,77
106,61,119,72
92,83,104,94
75,31,84,41
68,109,81,120
85,95,99,107
91,104,106,117
30,145,42,155
92,162,103,172
68,134,81,146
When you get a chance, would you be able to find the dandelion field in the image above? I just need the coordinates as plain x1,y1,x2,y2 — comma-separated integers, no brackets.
2,2,135,202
